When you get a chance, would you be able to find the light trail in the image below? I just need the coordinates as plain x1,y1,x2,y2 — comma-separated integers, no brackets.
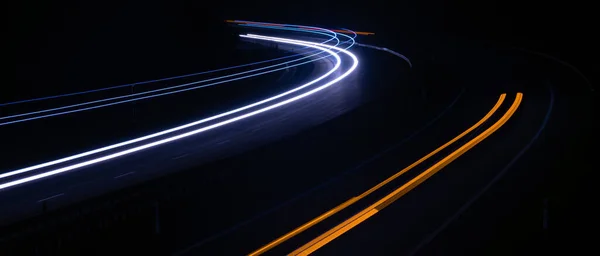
341,28,358,38
0,34,342,180
240,23,356,48
248,94,506,256
0,24,356,177
0,34,359,190
0,31,341,126
355,43,412,68
231,20,337,37
289,94,523,255
0,31,338,108
331,29,374,36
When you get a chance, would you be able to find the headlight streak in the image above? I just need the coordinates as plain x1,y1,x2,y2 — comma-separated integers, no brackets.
0,28,350,179
241,23,356,53
0,41,341,180
0,34,358,190
233,20,356,52
0,33,338,108
240,24,338,38
341,28,358,38
0,35,358,186
0,31,342,126
233,20,336,37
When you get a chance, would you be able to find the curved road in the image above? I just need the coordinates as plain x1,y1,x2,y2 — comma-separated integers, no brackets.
0,21,594,256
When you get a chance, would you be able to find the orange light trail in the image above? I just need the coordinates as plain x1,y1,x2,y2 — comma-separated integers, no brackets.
290,93,523,255
248,94,510,255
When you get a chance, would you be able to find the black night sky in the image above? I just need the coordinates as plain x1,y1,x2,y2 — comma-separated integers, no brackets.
4,0,596,254
9,0,596,102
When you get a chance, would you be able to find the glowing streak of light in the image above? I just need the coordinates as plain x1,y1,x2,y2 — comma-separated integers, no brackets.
233,20,337,38
0,33,338,108
241,23,356,52
0,34,358,186
0,33,341,126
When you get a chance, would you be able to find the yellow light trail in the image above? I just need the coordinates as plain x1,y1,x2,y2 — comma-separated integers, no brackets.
248,94,509,255
290,93,523,255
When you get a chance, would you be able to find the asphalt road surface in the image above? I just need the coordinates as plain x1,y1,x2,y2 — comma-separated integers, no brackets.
0,22,595,256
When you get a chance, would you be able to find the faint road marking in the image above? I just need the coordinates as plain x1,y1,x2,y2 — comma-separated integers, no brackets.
172,153,190,160
37,193,64,203
217,140,230,145
114,171,135,179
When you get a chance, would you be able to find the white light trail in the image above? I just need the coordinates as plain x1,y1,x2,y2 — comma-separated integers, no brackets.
0,34,358,190
0,33,341,126
0,33,337,108
0,37,340,181
0,29,349,179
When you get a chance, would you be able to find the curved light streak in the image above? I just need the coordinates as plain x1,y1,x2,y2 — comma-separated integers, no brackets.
341,28,358,38
234,20,337,38
241,24,355,50
0,30,348,179
0,34,358,190
244,23,355,51
355,43,412,68
0,35,358,184
0,33,338,107
0,31,341,126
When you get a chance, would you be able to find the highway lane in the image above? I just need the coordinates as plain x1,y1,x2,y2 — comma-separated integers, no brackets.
1,23,342,112
0,34,417,254
409,55,596,254
2,45,300,113
174,89,501,255
0,34,355,188
289,92,534,256
0,32,340,126
166,44,469,255
172,35,592,255
0,33,360,226
0,24,348,175
306,90,559,255
0,50,318,173
2,22,593,255
0,27,346,173
265,43,591,255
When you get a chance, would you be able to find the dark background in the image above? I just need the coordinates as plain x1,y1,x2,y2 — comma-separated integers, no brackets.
8,0,596,102
5,0,596,254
